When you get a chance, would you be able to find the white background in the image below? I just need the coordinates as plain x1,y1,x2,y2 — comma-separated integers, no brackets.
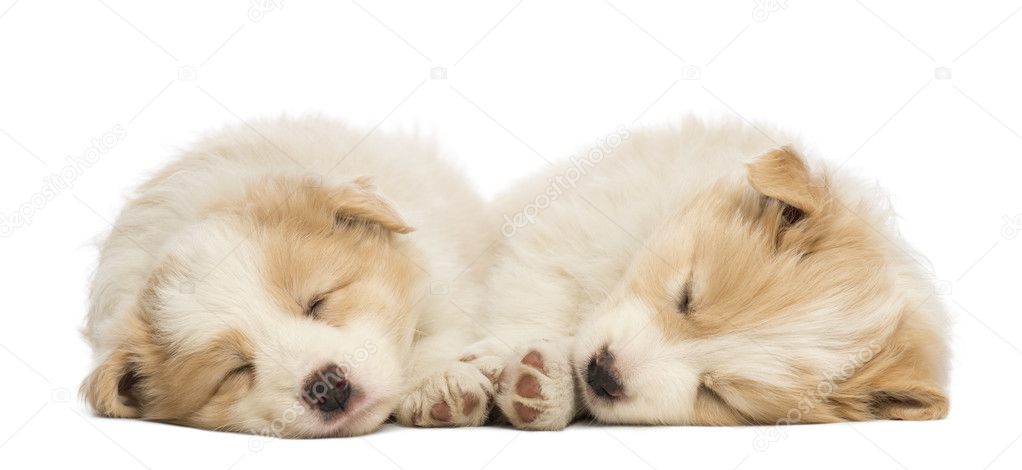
1,1,1020,469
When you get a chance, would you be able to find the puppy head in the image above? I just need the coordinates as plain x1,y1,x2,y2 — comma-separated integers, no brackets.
575,147,948,425
82,176,422,437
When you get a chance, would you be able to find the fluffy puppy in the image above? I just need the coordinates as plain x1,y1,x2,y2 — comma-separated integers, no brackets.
81,117,491,437
443,118,949,429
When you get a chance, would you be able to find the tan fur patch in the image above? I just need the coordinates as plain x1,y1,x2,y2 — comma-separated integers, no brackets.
623,147,947,423
82,263,257,428
250,178,423,341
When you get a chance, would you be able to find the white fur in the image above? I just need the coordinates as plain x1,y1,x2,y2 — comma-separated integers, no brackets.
82,117,490,436
464,117,948,428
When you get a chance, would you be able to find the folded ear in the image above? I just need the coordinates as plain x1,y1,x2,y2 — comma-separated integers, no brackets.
868,380,948,420
80,345,143,418
747,146,819,220
332,176,414,234
871,325,948,419
837,306,950,421
80,309,155,418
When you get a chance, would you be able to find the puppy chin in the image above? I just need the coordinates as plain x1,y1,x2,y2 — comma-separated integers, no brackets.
260,392,397,439
573,299,701,425
582,374,700,425
576,352,699,425
314,397,396,437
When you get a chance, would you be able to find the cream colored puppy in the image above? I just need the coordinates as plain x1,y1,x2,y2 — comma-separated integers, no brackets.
81,117,492,437
429,118,949,429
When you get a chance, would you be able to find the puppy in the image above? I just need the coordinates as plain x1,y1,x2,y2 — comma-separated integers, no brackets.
81,117,491,437
438,118,949,429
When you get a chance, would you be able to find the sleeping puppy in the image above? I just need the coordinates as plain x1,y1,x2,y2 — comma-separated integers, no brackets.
80,117,491,437
432,118,950,429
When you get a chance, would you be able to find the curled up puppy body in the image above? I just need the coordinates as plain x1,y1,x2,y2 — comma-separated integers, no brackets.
437,118,950,429
80,117,490,437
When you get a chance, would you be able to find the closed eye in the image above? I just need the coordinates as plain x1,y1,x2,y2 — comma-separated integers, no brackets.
214,363,255,396
302,281,354,318
306,296,326,318
226,363,255,378
678,282,692,315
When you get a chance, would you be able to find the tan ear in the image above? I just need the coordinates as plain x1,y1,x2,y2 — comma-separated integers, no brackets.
80,310,155,418
868,380,948,420
747,146,819,217
81,346,143,418
837,306,950,421
332,176,414,234
831,359,949,422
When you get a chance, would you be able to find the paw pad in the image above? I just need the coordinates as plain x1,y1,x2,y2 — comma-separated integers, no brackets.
462,392,480,415
430,402,451,422
516,374,541,398
513,402,540,423
521,350,545,372
493,344,576,430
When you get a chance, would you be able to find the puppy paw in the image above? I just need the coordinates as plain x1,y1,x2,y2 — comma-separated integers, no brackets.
458,338,512,383
495,341,576,430
396,362,493,427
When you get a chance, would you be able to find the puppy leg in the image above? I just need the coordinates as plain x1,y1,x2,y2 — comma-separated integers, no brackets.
494,339,579,430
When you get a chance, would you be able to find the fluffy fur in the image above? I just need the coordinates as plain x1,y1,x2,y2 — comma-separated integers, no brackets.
423,118,950,429
80,117,491,437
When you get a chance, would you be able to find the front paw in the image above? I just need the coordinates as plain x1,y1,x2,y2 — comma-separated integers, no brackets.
396,362,493,427
495,341,577,430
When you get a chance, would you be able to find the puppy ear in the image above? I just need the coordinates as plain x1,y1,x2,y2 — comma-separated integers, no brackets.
80,309,156,418
332,176,414,234
80,345,144,418
868,380,948,420
868,325,949,420
747,146,819,219
836,306,949,421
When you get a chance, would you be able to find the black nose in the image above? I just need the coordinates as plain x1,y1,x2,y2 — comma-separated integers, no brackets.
586,349,624,399
303,363,352,413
